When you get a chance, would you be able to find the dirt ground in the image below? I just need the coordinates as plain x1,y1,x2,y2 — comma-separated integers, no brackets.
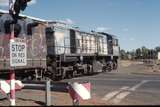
0,89,107,106
0,60,160,106
118,60,160,74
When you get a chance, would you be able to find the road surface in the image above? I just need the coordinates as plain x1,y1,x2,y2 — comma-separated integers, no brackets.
0,61,160,105
62,70,160,105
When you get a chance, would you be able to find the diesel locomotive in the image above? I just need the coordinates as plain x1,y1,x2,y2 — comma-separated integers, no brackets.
0,10,119,80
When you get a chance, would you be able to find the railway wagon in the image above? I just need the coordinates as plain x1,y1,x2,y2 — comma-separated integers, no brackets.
0,10,47,80
45,22,120,80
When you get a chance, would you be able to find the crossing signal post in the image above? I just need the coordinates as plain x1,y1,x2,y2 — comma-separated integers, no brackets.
8,0,31,106
13,0,31,15
9,0,32,23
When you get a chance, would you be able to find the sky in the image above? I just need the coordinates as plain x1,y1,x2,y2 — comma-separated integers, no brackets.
0,0,160,51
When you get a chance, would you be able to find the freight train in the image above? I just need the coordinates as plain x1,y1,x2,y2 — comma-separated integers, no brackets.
0,10,119,80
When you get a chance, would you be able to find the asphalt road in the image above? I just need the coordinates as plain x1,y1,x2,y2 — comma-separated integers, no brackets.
61,71,160,105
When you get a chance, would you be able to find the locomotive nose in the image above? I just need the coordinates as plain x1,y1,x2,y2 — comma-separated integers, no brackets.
4,20,21,37
14,23,21,37
4,20,14,34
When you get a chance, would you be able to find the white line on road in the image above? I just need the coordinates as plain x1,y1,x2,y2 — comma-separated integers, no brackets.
112,91,130,104
129,80,149,91
102,86,130,101
102,80,149,104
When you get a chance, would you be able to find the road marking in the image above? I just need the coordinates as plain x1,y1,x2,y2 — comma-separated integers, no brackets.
102,86,129,101
102,80,149,104
112,91,130,104
129,80,148,91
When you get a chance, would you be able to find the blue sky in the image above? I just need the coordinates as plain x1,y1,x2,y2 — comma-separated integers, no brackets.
0,0,160,51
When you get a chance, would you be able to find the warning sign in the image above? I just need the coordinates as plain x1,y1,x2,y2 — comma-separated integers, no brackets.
10,39,27,67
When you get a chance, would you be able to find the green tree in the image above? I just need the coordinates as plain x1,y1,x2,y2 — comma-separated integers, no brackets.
120,49,128,60
135,48,141,59
141,46,149,59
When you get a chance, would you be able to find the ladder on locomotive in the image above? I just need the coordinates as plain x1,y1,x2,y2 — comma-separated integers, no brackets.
56,55,62,74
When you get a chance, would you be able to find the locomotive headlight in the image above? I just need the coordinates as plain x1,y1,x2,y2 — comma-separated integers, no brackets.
14,23,21,37
4,20,14,34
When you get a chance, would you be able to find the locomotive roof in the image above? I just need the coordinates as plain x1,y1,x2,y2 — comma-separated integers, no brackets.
71,28,117,38
98,32,118,39
0,9,118,39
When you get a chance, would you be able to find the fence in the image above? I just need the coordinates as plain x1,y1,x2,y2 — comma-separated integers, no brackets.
0,80,91,106
23,81,71,106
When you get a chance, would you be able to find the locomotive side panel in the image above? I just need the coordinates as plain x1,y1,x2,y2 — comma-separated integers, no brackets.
97,34,108,55
74,31,98,54
0,13,13,70
112,38,119,56
28,24,47,68
0,13,47,71
54,27,70,55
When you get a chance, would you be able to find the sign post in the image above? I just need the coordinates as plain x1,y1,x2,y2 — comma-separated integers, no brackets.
9,36,27,106
9,18,26,107
9,0,15,106
8,0,29,106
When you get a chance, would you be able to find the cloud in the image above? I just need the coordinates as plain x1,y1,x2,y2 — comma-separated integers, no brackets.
96,27,112,32
28,0,37,5
58,18,75,25
129,37,135,41
122,28,129,32
64,18,74,25
0,0,36,6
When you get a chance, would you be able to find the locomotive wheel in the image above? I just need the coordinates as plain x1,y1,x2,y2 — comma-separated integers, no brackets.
43,76,51,81
51,73,56,80
87,65,92,75
60,69,66,80
66,71,72,79
71,70,77,78
113,62,118,70
102,65,107,72
106,61,112,72
47,66,56,80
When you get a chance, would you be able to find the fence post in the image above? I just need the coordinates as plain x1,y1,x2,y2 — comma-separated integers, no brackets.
45,81,51,106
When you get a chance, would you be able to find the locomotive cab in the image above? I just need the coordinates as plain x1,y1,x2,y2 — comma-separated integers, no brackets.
0,12,47,80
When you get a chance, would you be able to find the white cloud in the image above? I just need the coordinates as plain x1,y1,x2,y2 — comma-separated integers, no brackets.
122,28,129,32
0,0,36,6
96,27,112,32
28,0,37,5
58,18,75,25
65,18,74,25
129,37,135,41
